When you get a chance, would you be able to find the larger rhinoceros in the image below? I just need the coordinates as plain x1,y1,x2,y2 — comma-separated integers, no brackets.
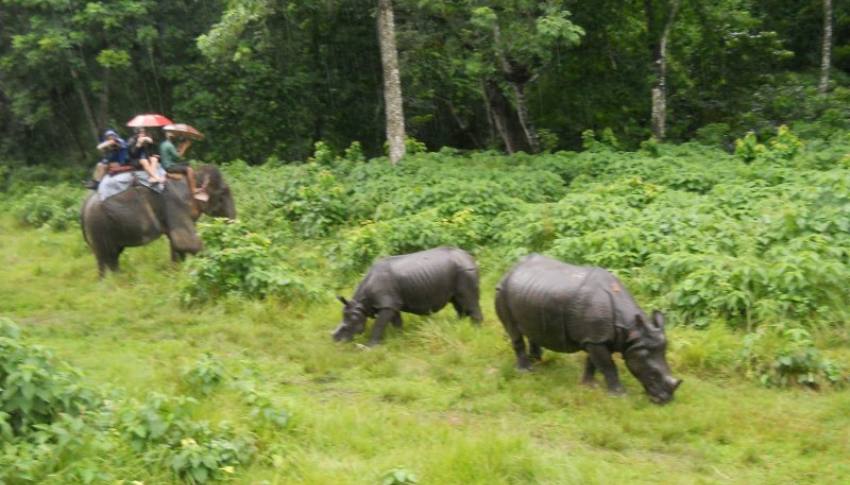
332,246,483,345
495,254,682,404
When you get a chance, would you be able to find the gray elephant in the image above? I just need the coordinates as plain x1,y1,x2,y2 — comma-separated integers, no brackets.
80,165,235,276
495,254,682,404
332,246,483,345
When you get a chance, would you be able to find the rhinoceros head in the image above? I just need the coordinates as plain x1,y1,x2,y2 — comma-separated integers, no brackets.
332,296,367,342
623,310,682,404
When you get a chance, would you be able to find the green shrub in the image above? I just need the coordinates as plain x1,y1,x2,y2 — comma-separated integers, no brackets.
740,327,846,388
117,393,255,483
181,354,227,396
271,164,349,238
233,380,289,429
183,219,323,303
0,318,100,437
12,184,84,230
0,318,106,482
382,468,419,485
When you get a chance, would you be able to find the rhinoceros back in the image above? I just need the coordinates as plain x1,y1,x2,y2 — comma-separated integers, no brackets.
497,255,623,352
358,247,476,315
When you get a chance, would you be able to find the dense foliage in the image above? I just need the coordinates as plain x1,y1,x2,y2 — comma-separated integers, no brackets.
1,128,848,480
2,1,850,164
184,127,848,389
0,318,292,483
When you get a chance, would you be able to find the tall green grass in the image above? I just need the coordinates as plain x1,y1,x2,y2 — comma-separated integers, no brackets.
2,131,849,482
0,216,848,483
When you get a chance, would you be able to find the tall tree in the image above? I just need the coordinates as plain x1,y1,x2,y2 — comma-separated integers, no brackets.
645,0,680,140
377,0,406,164
820,0,833,94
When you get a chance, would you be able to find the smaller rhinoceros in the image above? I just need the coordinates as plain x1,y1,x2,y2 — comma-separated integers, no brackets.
333,247,483,345
495,254,682,404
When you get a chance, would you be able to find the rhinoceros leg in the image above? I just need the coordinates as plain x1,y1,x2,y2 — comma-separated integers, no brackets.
581,356,597,386
495,291,532,370
585,344,625,394
452,270,483,324
368,308,397,346
529,342,543,362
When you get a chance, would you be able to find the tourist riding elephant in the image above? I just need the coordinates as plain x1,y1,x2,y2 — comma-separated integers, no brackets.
80,164,235,276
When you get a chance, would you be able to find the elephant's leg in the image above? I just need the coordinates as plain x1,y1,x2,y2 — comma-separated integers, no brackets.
391,312,403,328
98,249,121,277
529,341,543,362
170,246,186,262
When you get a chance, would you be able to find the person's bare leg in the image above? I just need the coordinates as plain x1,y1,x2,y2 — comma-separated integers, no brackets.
93,163,107,181
186,166,198,194
139,158,163,183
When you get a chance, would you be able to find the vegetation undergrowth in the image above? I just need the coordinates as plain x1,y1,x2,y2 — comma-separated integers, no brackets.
1,130,849,482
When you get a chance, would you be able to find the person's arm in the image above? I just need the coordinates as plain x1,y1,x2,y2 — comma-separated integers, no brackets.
96,139,115,151
177,140,192,157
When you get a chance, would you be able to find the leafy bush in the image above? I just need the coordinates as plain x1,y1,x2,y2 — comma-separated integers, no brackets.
740,327,845,389
117,393,255,483
233,380,289,429
183,219,323,303
181,354,227,396
0,318,106,482
276,167,348,238
382,468,419,485
0,318,100,437
12,184,84,230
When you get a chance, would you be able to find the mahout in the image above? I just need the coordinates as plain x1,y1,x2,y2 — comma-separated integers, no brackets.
332,246,483,345
81,165,235,276
495,254,682,404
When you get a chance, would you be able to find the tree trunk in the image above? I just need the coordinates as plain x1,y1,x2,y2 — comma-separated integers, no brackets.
493,24,540,153
483,80,518,154
646,0,680,141
510,81,540,153
377,0,406,165
98,68,110,132
70,67,100,143
819,0,833,94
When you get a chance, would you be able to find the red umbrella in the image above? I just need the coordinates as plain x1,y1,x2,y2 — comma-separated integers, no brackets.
163,123,205,140
126,113,173,128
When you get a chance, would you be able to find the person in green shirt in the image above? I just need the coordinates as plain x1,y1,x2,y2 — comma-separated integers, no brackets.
159,130,203,199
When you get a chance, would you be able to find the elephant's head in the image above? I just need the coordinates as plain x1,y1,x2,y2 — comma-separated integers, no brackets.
163,179,203,254
194,165,236,220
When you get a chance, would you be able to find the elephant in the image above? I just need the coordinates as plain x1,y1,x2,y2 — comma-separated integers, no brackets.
80,164,235,276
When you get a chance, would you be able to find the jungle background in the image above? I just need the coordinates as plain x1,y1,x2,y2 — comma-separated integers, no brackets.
1,1,850,484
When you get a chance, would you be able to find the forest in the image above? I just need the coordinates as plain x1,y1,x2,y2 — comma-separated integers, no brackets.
1,0,850,164
1,1,850,484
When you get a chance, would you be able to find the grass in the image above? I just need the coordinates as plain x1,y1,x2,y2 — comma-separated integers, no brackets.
1,216,849,484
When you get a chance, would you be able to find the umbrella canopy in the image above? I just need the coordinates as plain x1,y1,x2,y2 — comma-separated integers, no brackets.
162,123,205,141
126,113,173,128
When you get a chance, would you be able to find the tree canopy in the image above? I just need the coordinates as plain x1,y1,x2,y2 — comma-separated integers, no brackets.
1,0,848,164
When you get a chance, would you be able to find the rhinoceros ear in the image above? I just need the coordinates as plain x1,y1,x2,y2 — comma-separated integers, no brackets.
634,313,647,329
337,296,349,306
652,310,666,330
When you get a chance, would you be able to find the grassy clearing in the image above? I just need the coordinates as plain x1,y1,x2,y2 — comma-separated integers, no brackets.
1,217,848,484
